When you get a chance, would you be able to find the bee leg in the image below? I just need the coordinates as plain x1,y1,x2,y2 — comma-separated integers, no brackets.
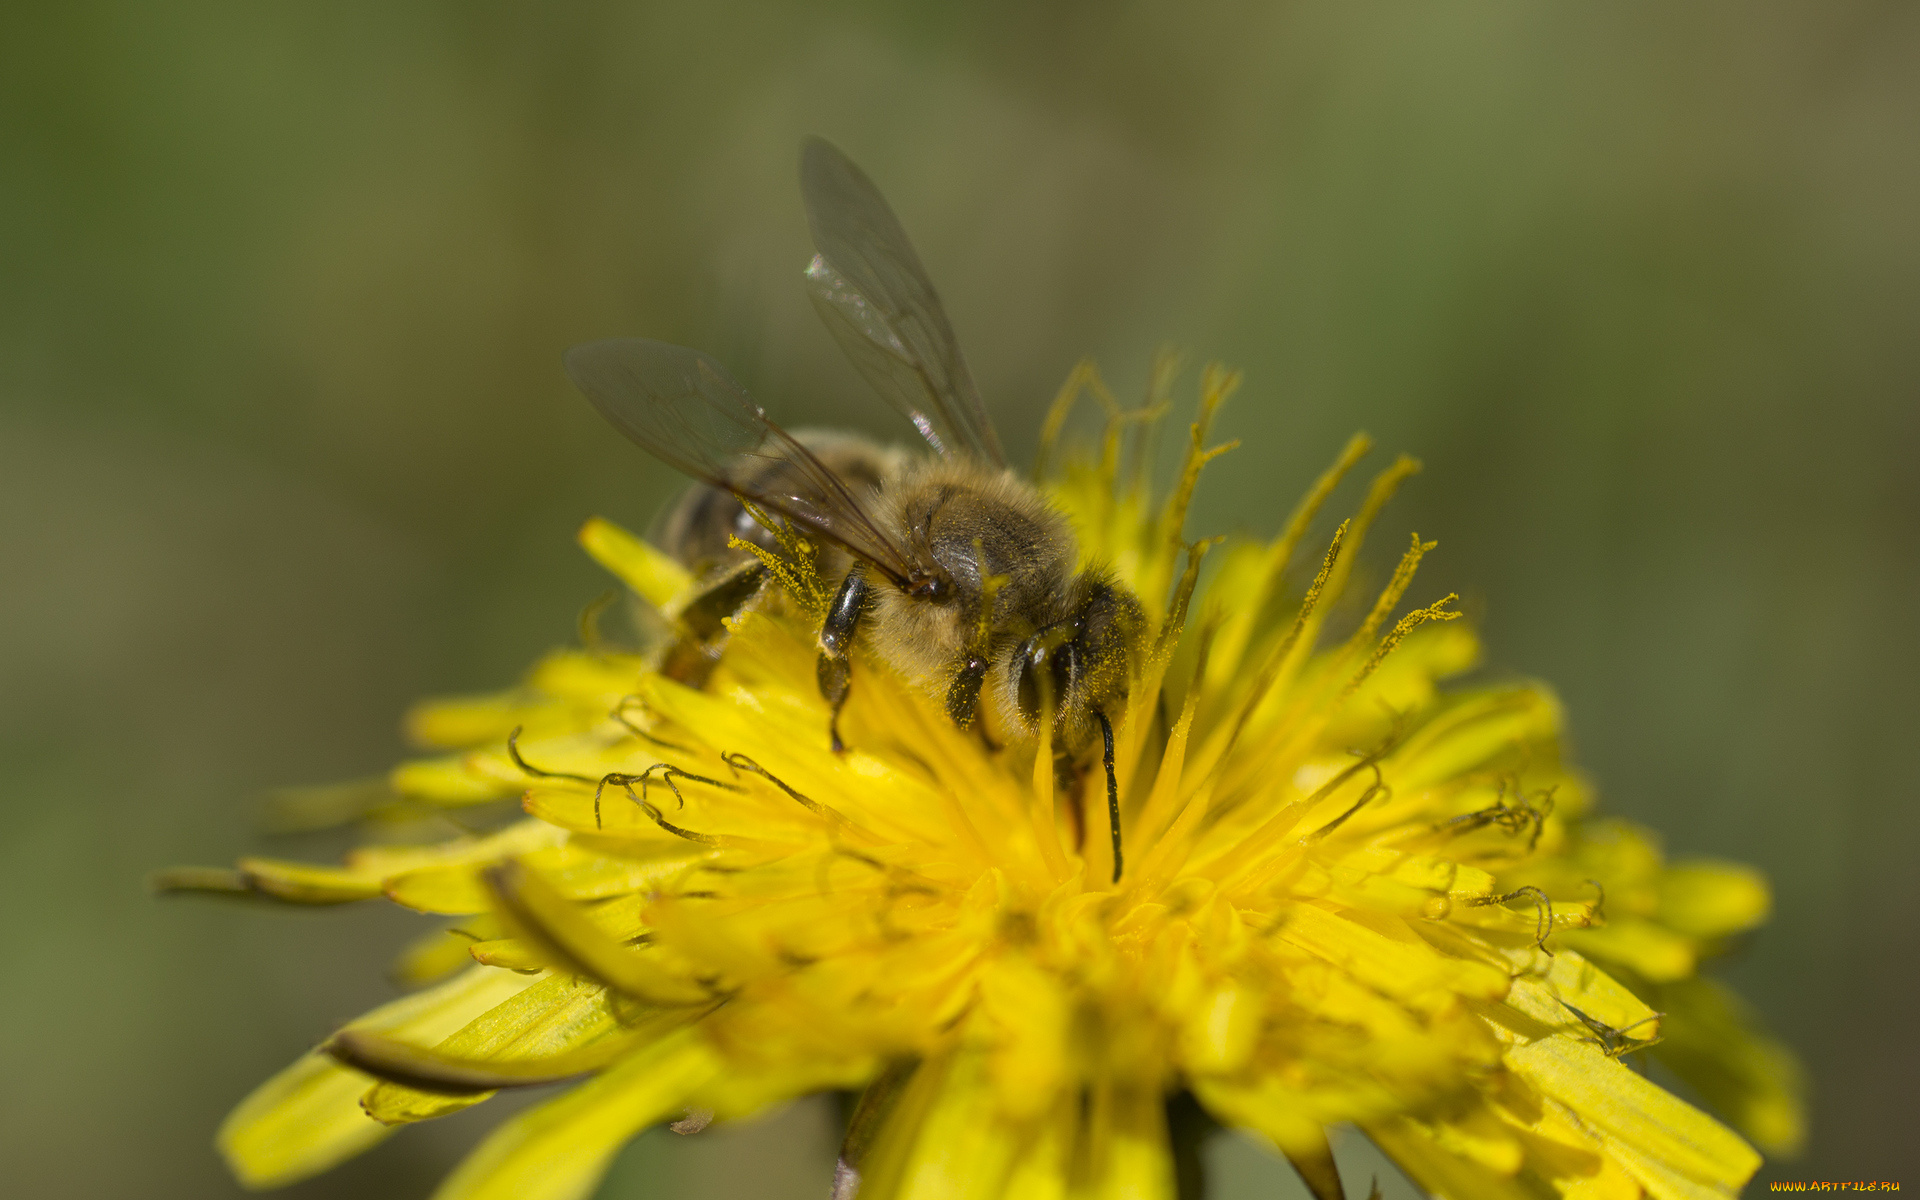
944,654,989,729
658,560,769,687
681,560,770,639
1097,710,1122,885
816,564,871,753
1054,746,1085,850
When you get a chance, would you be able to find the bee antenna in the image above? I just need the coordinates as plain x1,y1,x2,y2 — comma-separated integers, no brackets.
1097,710,1122,885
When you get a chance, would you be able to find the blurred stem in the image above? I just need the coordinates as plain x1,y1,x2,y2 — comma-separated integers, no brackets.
1167,1090,1221,1199
833,1060,918,1200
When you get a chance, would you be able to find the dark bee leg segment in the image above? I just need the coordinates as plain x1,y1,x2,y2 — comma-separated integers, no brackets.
659,561,769,687
1057,746,1086,850
679,560,769,638
945,654,989,729
1098,710,1122,885
817,564,871,753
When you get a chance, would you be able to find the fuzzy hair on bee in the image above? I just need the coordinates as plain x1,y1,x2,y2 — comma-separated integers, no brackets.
862,456,1143,751
655,430,905,577
565,136,1145,880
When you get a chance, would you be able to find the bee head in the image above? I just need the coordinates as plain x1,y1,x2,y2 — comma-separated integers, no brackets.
999,571,1145,747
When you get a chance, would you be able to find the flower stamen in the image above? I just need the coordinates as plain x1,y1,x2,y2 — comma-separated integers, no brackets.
1465,884,1556,954
505,726,597,784
589,772,727,843
611,694,691,753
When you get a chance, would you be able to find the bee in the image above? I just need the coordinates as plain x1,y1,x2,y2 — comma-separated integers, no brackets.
565,138,1144,877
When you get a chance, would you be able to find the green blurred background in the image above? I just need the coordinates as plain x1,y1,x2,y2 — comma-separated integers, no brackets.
3,2,1914,1196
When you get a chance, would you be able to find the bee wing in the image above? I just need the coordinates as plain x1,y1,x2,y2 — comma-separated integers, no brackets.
800,136,1008,467
565,337,921,587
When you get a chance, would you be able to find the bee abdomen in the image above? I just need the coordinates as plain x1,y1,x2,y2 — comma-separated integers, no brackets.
656,431,900,573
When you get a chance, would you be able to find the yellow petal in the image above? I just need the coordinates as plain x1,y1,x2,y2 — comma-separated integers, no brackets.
485,859,712,1005
378,824,573,915
1323,623,1482,745
578,515,691,608
360,973,627,1124
1363,1116,1540,1200
1178,979,1262,1075
1497,951,1660,1036
1647,976,1806,1157
1279,902,1509,1011
154,861,386,906
1077,1080,1175,1200
390,754,518,804
1273,1125,1343,1200
1559,917,1697,982
234,857,384,904
522,841,695,900
1423,1104,1524,1176
859,1049,1173,1200
1481,1075,1638,1199
1390,689,1562,791
685,1033,876,1121
428,1027,718,1200
526,649,650,701
405,689,535,751
219,1055,391,1189
858,1050,1025,1200
385,867,494,914
466,937,546,971
345,820,565,879
1563,1158,1645,1200
218,966,535,1188
1655,860,1770,940
392,924,484,989
334,1025,636,1097
978,957,1071,1119
1191,1076,1330,1162
1504,1030,1760,1197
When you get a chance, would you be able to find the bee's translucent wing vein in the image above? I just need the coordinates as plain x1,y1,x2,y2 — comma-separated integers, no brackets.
564,337,919,586
800,137,1007,467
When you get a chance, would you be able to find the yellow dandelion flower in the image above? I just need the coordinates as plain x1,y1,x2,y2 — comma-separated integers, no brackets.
162,140,1800,1200
162,367,1801,1199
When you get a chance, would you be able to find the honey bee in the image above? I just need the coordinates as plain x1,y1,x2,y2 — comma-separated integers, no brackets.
566,138,1144,876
